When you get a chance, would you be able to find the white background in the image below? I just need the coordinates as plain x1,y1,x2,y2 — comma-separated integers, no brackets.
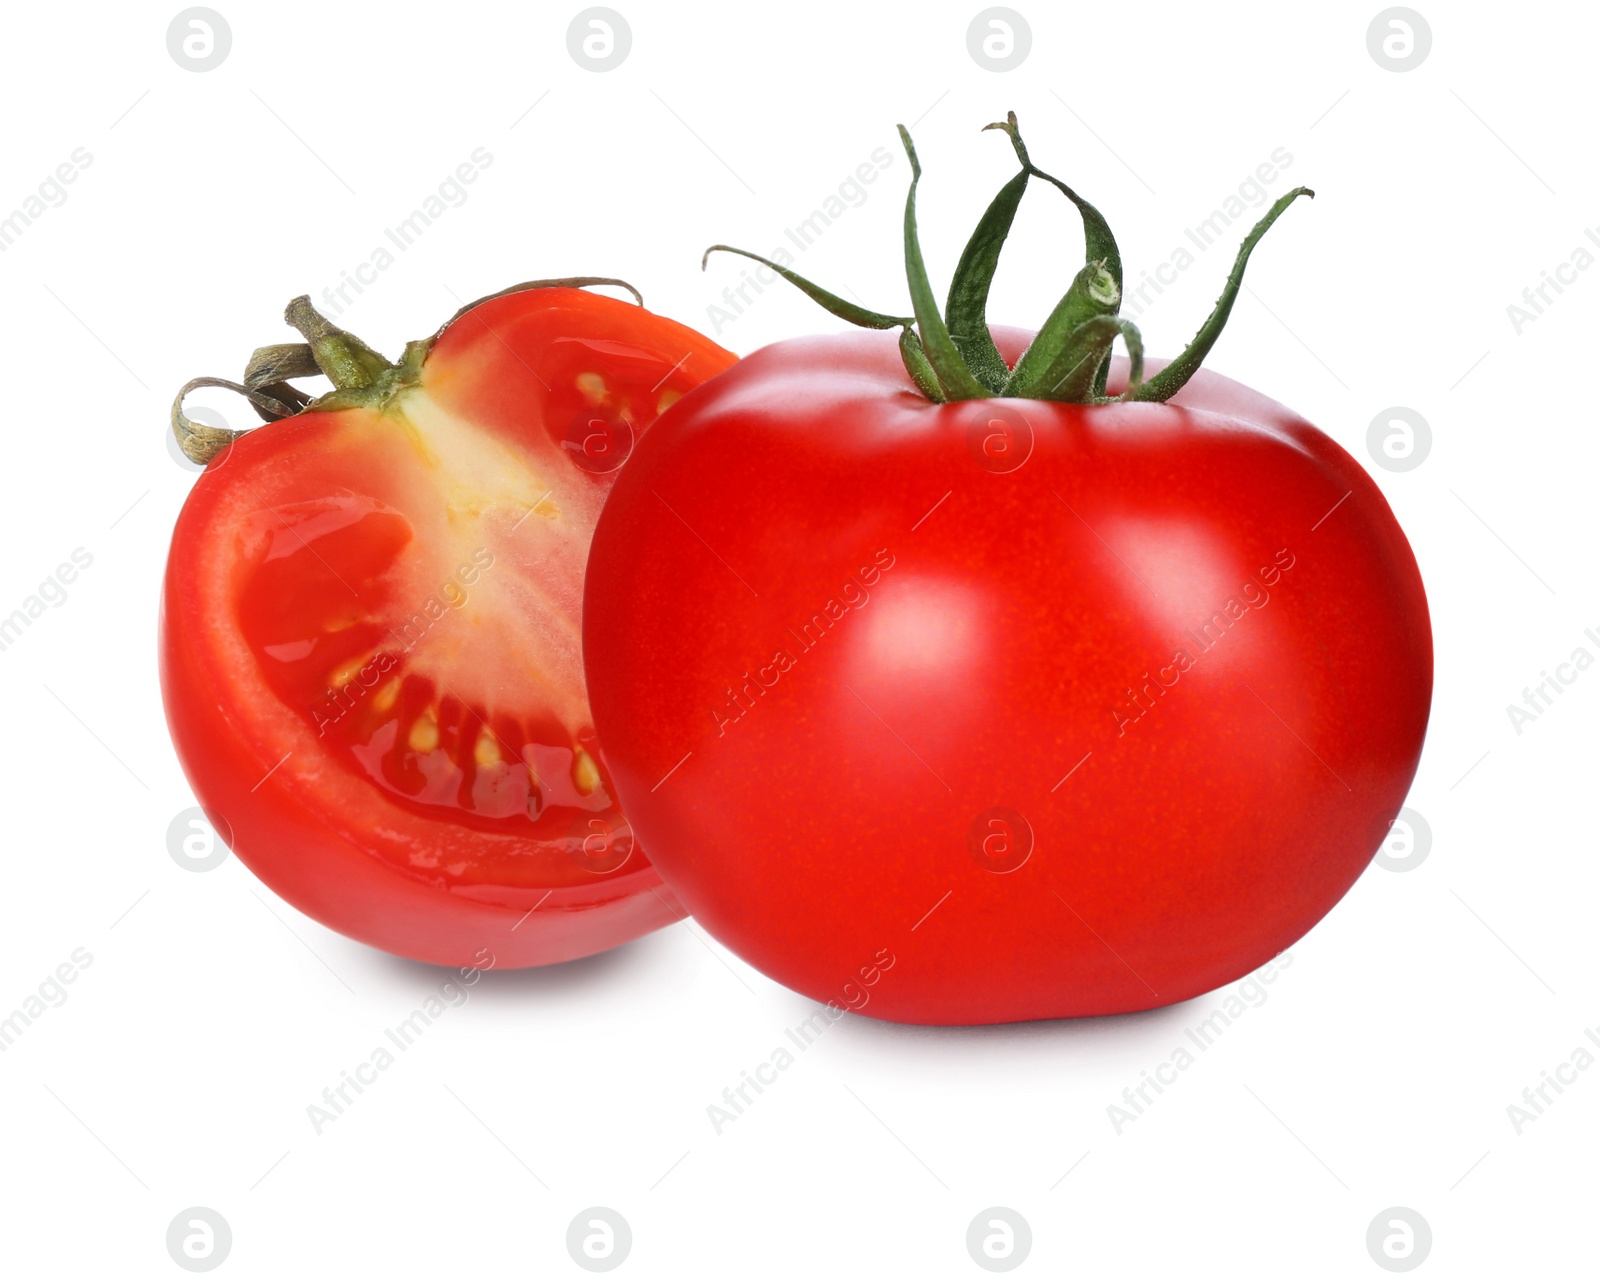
1,0,1595,1275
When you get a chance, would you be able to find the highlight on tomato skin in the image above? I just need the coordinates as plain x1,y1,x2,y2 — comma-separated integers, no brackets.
161,284,737,968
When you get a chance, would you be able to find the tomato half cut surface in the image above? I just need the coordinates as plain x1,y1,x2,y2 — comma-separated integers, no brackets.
162,287,735,967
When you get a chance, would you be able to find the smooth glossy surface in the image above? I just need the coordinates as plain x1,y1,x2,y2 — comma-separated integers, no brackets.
584,327,1433,1023
162,288,735,967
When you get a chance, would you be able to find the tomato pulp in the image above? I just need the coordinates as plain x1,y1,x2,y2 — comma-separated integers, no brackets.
162,287,735,967
583,329,1432,1023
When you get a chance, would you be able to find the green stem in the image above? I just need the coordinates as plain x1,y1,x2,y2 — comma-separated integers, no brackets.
1003,260,1119,398
1025,315,1132,402
283,295,394,390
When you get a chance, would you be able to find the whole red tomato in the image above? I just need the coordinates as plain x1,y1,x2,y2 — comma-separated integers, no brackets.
162,282,734,968
582,120,1431,1023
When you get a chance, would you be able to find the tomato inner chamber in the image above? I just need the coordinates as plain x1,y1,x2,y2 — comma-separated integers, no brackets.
235,492,611,835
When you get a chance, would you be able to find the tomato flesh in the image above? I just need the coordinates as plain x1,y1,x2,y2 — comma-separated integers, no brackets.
162,288,735,964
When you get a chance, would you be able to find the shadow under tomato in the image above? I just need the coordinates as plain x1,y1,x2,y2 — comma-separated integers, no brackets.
823,992,1205,1054
368,926,689,1007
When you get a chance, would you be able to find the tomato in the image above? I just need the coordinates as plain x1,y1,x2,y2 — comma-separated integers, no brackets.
162,284,735,967
581,120,1432,1023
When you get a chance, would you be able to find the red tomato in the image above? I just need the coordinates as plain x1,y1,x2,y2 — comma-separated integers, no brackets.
583,331,1432,1023
162,286,735,967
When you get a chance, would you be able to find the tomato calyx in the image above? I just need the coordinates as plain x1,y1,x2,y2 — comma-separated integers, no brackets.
168,276,645,466
703,113,1313,407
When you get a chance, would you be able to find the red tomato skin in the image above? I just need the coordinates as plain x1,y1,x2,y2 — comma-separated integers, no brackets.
162,588,680,967
162,289,734,968
584,327,1433,1023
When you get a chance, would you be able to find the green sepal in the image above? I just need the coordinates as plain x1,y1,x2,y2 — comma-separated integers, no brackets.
986,112,1124,396
241,343,318,421
898,327,946,402
943,159,1030,392
701,245,913,329
696,115,1315,410
897,125,989,402
1111,319,1145,397
1129,187,1314,403
986,113,1122,295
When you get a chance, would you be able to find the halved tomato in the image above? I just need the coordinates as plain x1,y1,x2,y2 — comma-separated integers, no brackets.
161,284,735,966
